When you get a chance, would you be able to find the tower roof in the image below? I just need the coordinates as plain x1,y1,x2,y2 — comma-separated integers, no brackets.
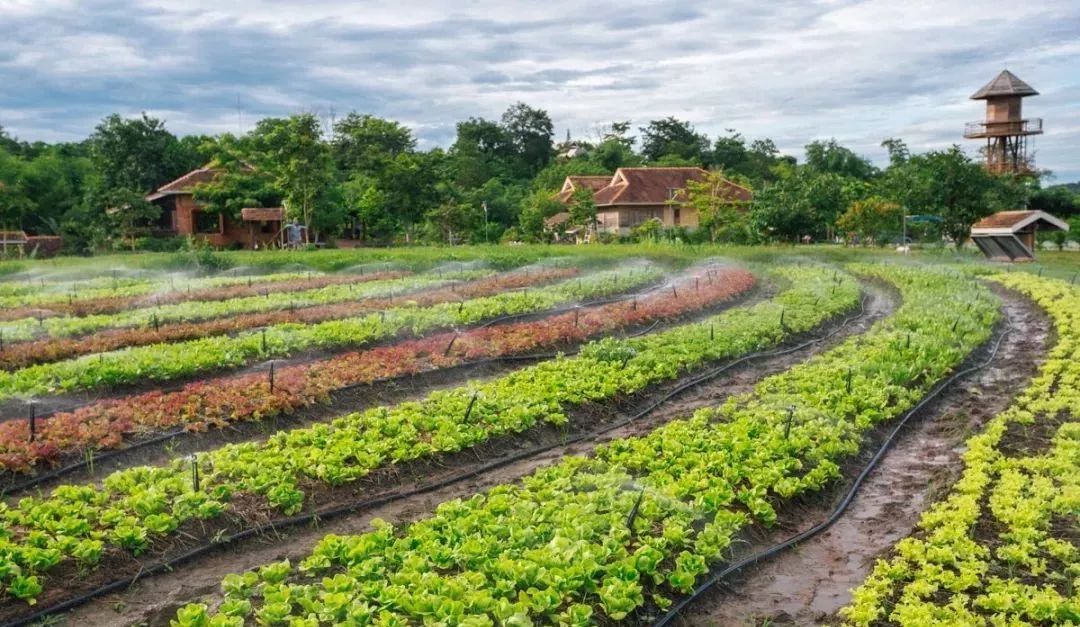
970,70,1038,99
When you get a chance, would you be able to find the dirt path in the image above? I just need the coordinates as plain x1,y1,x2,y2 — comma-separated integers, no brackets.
50,283,897,627
678,286,1051,627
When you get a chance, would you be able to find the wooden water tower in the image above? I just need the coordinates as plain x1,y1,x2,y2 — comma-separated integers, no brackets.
963,70,1042,174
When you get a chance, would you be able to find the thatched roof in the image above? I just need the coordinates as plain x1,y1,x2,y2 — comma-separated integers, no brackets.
971,70,1038,100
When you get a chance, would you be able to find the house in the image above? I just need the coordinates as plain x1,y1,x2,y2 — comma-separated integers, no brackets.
556,168,751,235
145,166,285,249
970,210,1068,262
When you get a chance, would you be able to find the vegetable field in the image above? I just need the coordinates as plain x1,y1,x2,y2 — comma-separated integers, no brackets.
0,247,1074,626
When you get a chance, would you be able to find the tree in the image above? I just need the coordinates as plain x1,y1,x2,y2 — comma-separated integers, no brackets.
332,113,416,173
104,188,160,251
568,187,597,237
885,146,1017,246
804,139,877,180
639,117,708,164
751,166,864,241
518,189,562,242
88,113,199,194
711,131,749,172
424,200,476,244
836,196,903,245
247,114,338,240
450,117,516,188
501,102,555,176
881,138,910,167
682,171,750,243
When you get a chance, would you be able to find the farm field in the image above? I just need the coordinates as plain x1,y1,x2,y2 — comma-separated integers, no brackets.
0,245,1075,627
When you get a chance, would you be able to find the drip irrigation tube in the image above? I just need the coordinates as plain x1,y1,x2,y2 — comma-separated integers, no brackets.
1,285,865,627
0,274,718,495
651,316,1011,627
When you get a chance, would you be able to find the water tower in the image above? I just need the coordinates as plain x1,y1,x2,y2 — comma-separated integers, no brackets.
963,70,1042,174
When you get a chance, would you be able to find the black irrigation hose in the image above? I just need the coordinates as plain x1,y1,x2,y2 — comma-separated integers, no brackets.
2,284,863,627
0,274,714,495
652,316,1011,627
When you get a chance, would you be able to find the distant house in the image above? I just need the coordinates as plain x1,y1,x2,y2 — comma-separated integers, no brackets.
146,166,285,249
556,168,751,235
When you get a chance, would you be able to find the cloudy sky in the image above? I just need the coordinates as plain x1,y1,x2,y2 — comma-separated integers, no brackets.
2,0,1079,180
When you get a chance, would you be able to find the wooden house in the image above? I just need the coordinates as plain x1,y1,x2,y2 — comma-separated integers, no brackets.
146,167,284,249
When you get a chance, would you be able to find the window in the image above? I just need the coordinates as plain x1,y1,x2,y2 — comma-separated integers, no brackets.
673,208,681,226
194,211,221,234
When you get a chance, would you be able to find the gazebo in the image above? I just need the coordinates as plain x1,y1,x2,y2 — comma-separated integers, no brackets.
970,210,1068,262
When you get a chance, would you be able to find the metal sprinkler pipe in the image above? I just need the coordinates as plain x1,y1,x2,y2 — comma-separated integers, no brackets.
28,402,36,443
269,361,276,393
783,405,796,439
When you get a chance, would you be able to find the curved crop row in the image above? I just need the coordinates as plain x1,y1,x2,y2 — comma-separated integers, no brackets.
0,266,858,609
0,266,654,402
0,270,409,322
840,274,1080,626
0,270,334,314
162,264,998,627
0,267,753,472
0,267,577,371
0,270,482,342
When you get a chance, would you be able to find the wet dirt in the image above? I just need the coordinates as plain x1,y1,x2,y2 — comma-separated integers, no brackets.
677,285,1051,627
47,283,897,627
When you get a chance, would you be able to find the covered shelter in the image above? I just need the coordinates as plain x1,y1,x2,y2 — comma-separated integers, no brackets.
970,210,1068,262
240,207,286,249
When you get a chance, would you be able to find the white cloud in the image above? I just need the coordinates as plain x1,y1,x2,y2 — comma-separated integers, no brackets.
1,0,1077,179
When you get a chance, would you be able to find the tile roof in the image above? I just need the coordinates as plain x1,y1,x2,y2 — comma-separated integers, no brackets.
557,176,612,203
971,210,1068,233
971,70,1039,100
592,168,751,206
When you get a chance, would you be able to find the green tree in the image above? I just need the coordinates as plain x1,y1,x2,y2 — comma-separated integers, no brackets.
104,188,160,251
501,102,555,176
332,113,416,173
518,189,562,243
247,114,338,240
639,117,709,164
836,196,903,245
568,186,597,236
804,139,877,180
751,166,863,241
682,171,751,243
88,113,199,193
424,200,477,244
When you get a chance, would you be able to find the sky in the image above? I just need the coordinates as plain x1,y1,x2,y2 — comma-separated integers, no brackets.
2,0,1079,181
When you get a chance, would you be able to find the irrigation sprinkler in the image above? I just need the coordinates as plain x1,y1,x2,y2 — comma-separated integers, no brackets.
574,307,579,328
671,284,678,299
28,401,36,443
846,367,853,393
191,454,200,492
779,307,786,327
444,333,459,356
269,361,276,393
784,405,796,439
261,328,268,352
626,488,646,533
458,299,466,314
952,317,961,332
463,391,479,422
710,323,715,341
695,277,700,291
1071,273,1078,285
247,277,252,287
632,297,637,311
379,311,386,323
906,333,911,349
151,313,160,332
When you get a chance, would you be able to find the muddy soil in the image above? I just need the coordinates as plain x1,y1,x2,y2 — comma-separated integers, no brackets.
42,286,897,627
677,285,1051,627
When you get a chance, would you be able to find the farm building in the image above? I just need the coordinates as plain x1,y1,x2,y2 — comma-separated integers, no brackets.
145,166,285,249
556,168,751,236
970,210,1068,261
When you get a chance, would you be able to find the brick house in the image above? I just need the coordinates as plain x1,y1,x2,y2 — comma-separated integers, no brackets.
146,167,285,249
557,167,751,235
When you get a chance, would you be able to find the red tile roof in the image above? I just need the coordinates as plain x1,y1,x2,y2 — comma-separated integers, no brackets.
147,167,220,200
592,168,751,206
557,176,611,203
971,210,1068,233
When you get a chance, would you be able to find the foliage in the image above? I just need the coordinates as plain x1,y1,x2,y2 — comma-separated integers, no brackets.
682,170,751,243
639,117,709,164
836,195,903,245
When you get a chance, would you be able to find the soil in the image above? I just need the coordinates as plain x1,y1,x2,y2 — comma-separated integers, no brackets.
37,284,896,627
674,284,1051,627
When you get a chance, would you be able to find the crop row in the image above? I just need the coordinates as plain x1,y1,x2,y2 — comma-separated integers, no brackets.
0,270,409,322
161,263,999,627
0,266,650,402
840,274,1079,626
0,267,578,371
0,265,858,608
0,267,754,472
0,270,334,313
0,269,489,342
